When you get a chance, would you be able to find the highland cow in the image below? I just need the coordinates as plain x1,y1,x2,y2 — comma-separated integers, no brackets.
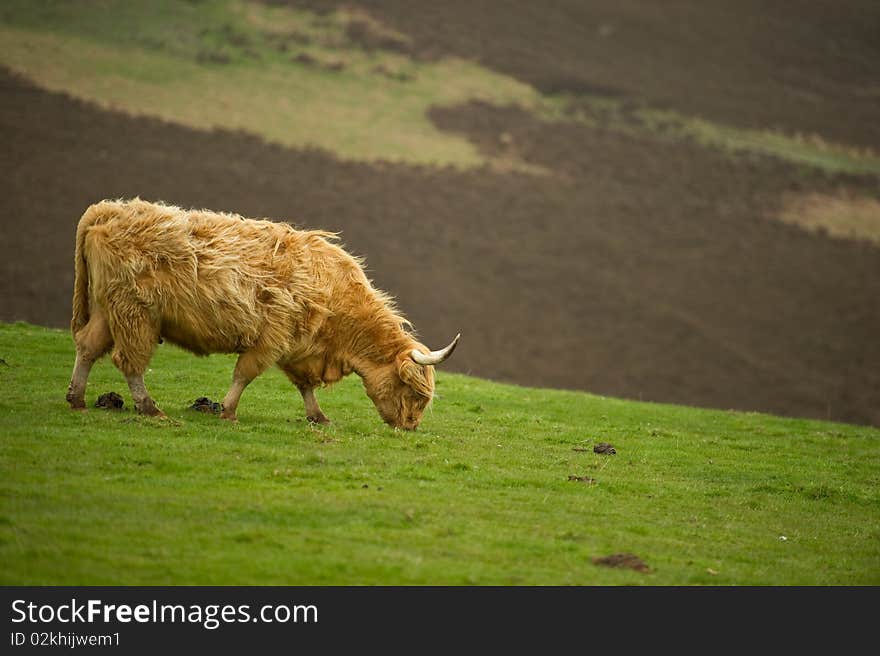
66,199,459,429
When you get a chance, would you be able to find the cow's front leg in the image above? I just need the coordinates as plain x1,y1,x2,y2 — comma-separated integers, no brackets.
221,349,271,421
298,385,330,425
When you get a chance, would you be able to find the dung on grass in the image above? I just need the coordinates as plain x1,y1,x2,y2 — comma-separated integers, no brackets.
94,391,124,410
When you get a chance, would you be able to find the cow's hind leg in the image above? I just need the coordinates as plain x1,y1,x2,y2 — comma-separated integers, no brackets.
109,311,164,416
220,348,274,421
67,311,113,409
123,373,164,417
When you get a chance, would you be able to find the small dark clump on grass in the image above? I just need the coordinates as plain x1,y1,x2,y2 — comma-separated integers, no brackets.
94,392,124,410
190,397,221,414
594,443,617,455
592,553,650,573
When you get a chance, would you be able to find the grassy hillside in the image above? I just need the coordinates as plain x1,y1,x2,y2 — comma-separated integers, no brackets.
1,322,877,585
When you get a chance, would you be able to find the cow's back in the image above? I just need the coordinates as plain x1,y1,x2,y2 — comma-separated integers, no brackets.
81,199,328,356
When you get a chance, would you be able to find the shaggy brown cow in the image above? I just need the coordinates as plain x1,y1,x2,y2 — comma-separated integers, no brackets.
66,199,459,430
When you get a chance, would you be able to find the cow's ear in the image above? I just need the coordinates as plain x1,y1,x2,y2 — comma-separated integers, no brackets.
397,356,432,398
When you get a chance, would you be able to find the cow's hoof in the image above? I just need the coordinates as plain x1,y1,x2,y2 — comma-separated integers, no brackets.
137,400,164,417
66,392,86,409
220,411,238,422
307,413,331,425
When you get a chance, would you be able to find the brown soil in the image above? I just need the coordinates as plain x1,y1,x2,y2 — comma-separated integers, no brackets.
592,553,650,573
593,443,617,455
568,475,596,485
1,63,879,426
290,0,880,151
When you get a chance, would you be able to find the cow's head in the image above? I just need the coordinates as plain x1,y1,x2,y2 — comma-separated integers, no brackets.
363,334,460,430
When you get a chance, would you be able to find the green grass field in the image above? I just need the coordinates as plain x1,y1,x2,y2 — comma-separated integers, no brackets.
1,322,877,585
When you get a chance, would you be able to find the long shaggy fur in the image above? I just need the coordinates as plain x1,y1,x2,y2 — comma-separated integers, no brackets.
69,198,439,427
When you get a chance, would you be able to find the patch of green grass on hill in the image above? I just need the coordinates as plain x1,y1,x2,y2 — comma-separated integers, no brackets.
2,0,879,175
634,106,880,177
0,0,539,168
1,322,878,585
543,94,880,177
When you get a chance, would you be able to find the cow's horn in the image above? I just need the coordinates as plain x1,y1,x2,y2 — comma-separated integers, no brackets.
411,333,460,366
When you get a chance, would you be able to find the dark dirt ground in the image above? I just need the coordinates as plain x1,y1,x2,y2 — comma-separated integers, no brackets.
290,0,880,151
592,553,650,573
2,67,878,426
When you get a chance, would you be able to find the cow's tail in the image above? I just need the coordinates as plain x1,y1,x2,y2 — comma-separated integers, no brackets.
71,203,104,335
